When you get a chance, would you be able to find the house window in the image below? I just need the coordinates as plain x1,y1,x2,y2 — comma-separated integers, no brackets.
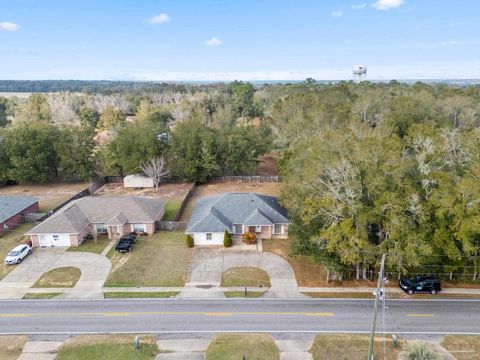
132,224,146,233
206,233,212,241
53,235,59,241
255,226,262,233
274,224,283,234
233,224,243,234
95,224,107,233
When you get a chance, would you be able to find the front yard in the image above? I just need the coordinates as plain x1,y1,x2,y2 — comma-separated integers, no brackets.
33,267,81,288
221,267,271,287
0,335,27,360
0,223,35,280
56,335,158,360
67,236,111,254
206,334,279,360
105,231,192,287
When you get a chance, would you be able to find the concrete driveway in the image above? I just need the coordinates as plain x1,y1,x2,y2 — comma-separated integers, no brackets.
0,248,111,299
182,248,303,298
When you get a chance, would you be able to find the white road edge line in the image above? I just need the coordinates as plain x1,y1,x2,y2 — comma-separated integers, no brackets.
2,298,480,302
1,330,480,335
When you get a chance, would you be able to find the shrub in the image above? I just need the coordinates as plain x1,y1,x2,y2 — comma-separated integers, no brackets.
401,342,440,360
84,233,94,240
242,232,257,245
186,234,194,248
223,230,232,247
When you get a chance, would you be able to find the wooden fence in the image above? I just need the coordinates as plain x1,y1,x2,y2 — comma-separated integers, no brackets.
173,182,197,222
212,175,283,182
156,221,187,231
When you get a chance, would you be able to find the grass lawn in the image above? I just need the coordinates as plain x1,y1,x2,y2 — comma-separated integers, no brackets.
56,335,158,360
162,200,182,221
0,223,35,280
23,292,62,299
206,334,279,360
441,336,480,360
103,291,179,299
311,334,403,360
263,238,329,287
224,291,266,298
67,236,111,254
0,335,27,360
221,267,271,287
105,231,192,287
33,267,81,288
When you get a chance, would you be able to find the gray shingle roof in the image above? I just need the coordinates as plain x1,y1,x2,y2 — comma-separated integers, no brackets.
186,193,289,233
27,196,165,235
0,196,39,223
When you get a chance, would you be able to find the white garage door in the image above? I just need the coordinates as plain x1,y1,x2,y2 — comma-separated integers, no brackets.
39,234,71,247
193,232,224,245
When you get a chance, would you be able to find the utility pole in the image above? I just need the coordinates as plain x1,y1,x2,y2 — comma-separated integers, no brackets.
367,253,386,360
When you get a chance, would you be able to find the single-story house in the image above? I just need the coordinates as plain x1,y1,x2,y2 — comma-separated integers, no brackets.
0,196,39,235
26,196,165,247
123,174,154,188
186,192,289,245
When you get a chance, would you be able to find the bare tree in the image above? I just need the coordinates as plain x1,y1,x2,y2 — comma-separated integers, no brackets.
140,157,170,191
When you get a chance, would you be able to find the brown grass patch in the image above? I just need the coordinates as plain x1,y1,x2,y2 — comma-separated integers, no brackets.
33,267,81,288
441,336,480,360
0,182,89,212
221,267,271,287
0,335,28,360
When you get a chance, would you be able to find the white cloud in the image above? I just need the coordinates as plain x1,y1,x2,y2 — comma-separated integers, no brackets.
146,13,170,24
331,10,343,17
205,37,222,46
352,3,367,9
371,0,404,10
0,22,20,31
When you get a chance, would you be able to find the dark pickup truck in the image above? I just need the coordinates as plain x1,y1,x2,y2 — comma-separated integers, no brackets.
114,234,136,253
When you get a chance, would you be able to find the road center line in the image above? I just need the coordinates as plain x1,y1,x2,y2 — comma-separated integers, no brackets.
406,314,434,317
0,311,335,317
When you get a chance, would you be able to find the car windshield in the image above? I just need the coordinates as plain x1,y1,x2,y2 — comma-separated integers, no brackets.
8,251,19,256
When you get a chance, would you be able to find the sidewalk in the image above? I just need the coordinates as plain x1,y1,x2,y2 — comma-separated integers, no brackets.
20,285,480,297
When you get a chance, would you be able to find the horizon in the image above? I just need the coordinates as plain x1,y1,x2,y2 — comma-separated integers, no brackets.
1,0,480,81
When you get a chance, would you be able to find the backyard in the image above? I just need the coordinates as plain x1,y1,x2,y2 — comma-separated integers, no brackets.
0,182,89,212
105,231,192,287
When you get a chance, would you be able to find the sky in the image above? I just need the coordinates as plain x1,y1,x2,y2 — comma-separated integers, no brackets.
1,0,480,81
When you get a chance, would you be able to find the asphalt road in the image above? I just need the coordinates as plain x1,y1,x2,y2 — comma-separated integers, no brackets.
0,298,479,335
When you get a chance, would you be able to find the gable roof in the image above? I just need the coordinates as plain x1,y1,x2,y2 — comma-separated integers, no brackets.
26,196,165,235
186,193,289,233
0,196,39,223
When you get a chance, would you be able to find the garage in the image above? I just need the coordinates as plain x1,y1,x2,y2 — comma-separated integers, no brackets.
39,234,71,247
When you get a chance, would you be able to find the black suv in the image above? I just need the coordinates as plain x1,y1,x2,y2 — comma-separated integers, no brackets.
114,234,136,253
399,275,441,295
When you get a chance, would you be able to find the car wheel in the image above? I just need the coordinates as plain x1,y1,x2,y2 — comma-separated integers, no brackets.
430,289,437,295
407,289,414,295
16,258,22,264
27,250,32,255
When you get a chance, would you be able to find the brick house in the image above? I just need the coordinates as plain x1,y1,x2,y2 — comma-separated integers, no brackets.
186,193,289,246
26,196,165,247
0,196,39,236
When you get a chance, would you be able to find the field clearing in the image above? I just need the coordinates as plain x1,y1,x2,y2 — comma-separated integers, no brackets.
181,180,282,221
0,182,89,212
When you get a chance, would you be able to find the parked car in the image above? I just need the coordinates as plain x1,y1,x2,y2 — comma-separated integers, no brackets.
399,275,442,295
114,235,136,253
4,244,32,265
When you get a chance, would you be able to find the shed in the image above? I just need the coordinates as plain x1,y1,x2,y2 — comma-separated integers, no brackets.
123,174,154,188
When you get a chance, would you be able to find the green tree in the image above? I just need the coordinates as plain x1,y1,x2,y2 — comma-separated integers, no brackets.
223,230,232,247
77,106,100,129
4,123,60,182
15,94,52,123
97,106,125,129
55,126,97,180
229,81,256,118
0,97,8,127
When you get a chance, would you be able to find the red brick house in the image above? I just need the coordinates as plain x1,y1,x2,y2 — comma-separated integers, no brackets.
26,196,165,247
0,196,39,236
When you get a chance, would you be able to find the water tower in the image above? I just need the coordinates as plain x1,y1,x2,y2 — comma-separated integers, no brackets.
353,65,367,83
